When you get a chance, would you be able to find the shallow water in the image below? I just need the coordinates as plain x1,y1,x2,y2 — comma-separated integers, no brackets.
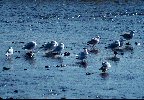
0,0,144,99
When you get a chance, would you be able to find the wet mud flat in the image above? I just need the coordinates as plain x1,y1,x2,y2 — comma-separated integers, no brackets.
0,0,144,99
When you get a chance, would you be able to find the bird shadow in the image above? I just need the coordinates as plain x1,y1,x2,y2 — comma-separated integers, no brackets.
75,60,88,68
99,73,109,79
88,48,99,54
24,53,36,65
123,45,134,52
106,56,120,62
44,52,63,59
5,57,13,63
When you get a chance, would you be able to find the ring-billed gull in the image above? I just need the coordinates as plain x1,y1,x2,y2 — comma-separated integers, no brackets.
87,36,100,48
22,41,37,52
51,43,64,55
76,48,89,62
120,30,134,45
107,40,120,50
99,62,111,73
120,30,134,40
43,40,58,52
5,47,13,58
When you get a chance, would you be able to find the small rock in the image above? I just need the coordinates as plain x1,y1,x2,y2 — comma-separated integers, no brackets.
121,52,124,55
45,66,50,68
12,42,15,44
10,84,14,86
3,67,10,71
62,89,66,92
14,90,18,93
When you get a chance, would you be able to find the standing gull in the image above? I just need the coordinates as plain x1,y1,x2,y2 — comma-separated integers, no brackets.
99,62,111,73
120,30,134,45
76,48,89,62
87,36,100,48
22,41,37,52
22,41,37,57
5,47,13,58
43,40,58,53
120,30,134,40
51,43,64,55
107,40,120,50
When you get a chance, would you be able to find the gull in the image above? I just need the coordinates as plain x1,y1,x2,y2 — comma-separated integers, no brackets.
120,30,134,40
43,40,58,53
107,40,120,50
22,41,37,52
120,30,134,45
5,47,13,58
87,36,100,48
76,48,89,62
99,61,111,73
51,43,64,55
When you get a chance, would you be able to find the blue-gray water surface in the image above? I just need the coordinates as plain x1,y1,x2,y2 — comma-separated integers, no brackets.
0,0,144,99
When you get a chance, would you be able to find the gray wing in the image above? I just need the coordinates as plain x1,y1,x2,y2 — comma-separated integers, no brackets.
23,42,35,50
44,42,53,50
52,46,63,53
108,42,119,49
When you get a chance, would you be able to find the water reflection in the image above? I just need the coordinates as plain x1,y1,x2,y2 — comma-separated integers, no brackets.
76,60,88,68
5,57,13,64
106,56,120,62
24,53,36,65
44,52,63,59
89,48,99,54
99,73,109,79
124,45,134,52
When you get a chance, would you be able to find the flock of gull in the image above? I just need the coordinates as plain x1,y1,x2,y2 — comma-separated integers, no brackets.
5,30,135,73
